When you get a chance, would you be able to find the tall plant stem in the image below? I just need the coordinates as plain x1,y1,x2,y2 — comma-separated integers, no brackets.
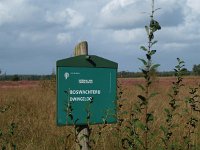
144,1,155,149
145,85,149,150
138,0,161,148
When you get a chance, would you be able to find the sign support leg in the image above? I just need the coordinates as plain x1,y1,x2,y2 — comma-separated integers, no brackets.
75,125,89,150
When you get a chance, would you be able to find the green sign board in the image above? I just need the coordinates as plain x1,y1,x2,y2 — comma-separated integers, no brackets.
56,55,118,125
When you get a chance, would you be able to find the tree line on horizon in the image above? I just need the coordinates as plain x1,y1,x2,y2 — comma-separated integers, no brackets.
0,64,200,81
119,64,200,78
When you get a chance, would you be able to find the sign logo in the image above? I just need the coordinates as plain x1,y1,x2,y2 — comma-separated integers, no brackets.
64,72,69,79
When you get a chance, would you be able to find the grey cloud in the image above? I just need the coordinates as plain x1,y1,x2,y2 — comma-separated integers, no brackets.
158,8,184,27
98,0,148,29
45,8,85,29
97,0,185,30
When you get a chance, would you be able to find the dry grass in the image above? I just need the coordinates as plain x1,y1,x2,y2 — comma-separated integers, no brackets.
0,81,74,150
0,77,200,149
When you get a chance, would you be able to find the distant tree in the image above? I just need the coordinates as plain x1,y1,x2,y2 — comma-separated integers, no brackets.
183,68,191,75
12,75,20,81
51,67,56,80
0,69,2,80
192,64,200,75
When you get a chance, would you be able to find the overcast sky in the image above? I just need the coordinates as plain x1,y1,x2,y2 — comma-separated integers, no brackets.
0,0,199,74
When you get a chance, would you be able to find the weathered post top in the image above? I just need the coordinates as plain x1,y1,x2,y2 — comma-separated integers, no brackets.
74,41,88,56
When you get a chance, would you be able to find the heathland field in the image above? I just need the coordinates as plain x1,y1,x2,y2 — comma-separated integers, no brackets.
0,77,200,149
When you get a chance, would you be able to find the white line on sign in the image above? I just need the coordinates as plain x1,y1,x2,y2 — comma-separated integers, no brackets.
109,72,111,93
79,79,93,84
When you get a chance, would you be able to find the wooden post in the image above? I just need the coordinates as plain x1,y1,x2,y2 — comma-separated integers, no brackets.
74,41,88,56
74,41,89,150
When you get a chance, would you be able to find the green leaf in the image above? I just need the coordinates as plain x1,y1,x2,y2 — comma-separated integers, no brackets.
145,26,149,36
134,120,146,131
140,46,148,51
150,19,154,28
174,69,178,72
137,84,145,91
147,113,154,122
168,94,173,99
171,124,179,129
140,68,148,75
0,129,3,137
177,58,185,64
150,64,160,70
155,21,161,30
80,134,87,141
87,113,90,120
68,114,73,120
155,8,161,12
122,138,133,149
148,92,159,99
138,95,148,106
138,95,146,102
134,137,144,148
147,81,152,86
175,66,180,70
146,54,151,60
151,41,158,46
138,58,147,65
149,32,154,41
150,50,156,55
184,97,190,103
160,125,168,134
164,108,170,114
150,20,161,32
121,111,128,115
133,103,142,113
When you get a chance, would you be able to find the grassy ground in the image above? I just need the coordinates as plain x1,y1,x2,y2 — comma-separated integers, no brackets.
0,77,200,149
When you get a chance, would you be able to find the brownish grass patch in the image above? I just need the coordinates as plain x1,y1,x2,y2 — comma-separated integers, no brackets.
0,77,200,149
